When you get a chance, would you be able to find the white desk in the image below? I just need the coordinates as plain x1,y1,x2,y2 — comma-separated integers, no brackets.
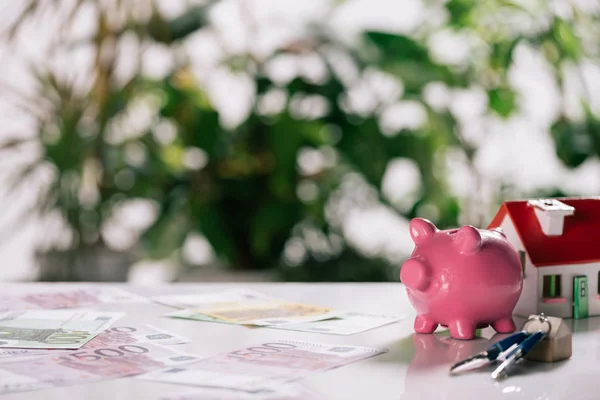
0,282,596,400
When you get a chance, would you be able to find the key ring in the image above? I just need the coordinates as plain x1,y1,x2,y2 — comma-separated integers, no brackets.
522,313,552,339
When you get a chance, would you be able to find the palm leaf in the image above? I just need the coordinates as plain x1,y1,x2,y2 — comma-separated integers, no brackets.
0,137,35,155
0,159,47,248
0,1,39,39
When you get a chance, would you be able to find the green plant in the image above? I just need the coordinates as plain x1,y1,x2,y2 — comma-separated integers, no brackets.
2,0,599,282
0,0,201,279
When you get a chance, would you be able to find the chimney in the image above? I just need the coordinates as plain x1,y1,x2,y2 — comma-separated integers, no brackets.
528,199,575,236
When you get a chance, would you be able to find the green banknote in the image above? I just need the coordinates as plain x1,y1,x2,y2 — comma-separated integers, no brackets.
0,310,124,349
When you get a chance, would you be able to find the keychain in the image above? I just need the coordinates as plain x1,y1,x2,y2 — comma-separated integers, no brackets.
521,314,572,363
449,314,566,379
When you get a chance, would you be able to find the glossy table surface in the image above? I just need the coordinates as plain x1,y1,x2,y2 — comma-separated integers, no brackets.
0,282,596,400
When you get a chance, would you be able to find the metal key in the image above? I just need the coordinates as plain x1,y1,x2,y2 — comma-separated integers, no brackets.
491,330,546,380
450,331,529,374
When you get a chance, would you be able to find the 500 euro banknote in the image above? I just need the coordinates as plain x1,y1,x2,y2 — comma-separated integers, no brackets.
163,382,326,400
141,340,386,391
0,288,148,311
0,328,200,394
0,324,190,361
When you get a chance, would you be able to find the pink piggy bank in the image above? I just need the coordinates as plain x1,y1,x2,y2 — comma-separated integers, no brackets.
400,218,523,340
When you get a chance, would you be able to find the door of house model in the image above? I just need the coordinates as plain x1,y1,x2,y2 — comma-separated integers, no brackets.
573,275,589,319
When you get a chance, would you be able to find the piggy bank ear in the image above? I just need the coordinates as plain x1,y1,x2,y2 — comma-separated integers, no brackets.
454,225,481,254
400,258,430,291
409,218,437,245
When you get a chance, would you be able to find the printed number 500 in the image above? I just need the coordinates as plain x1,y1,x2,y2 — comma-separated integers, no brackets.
227,343,297,360
55,345,149,363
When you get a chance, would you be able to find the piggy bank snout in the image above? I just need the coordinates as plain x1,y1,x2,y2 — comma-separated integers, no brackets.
400,258,430,291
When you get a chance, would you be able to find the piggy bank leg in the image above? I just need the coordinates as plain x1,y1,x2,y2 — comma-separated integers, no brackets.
448,320,477,340
491,317,516,334
414,314,438,334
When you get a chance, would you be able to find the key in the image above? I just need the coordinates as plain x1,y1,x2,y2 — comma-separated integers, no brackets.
491,330,545,380
450,331,529,374
450,314,552,378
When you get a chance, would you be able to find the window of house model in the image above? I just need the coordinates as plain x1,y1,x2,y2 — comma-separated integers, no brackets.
543,275,562,298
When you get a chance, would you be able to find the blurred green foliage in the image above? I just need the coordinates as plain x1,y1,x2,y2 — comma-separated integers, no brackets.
1,0,599,281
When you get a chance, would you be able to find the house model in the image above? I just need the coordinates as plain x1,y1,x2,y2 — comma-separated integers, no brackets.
488,197,600,320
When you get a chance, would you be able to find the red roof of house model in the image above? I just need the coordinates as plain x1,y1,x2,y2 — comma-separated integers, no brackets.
488,197,600,267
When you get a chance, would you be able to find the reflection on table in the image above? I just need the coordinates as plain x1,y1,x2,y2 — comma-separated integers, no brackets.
399,315,600,400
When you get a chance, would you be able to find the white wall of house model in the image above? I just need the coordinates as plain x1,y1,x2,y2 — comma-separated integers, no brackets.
490,198,600,319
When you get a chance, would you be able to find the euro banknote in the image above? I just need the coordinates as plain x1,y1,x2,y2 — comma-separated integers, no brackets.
141,340,386,391
0,287,148,312
152,289,265,309
0,324,191,360
163,382,325,400
86,324,190,347
269,311,405,335
169,308,404,335
0,340,202,394
0,310,124,349
157,289,340,326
